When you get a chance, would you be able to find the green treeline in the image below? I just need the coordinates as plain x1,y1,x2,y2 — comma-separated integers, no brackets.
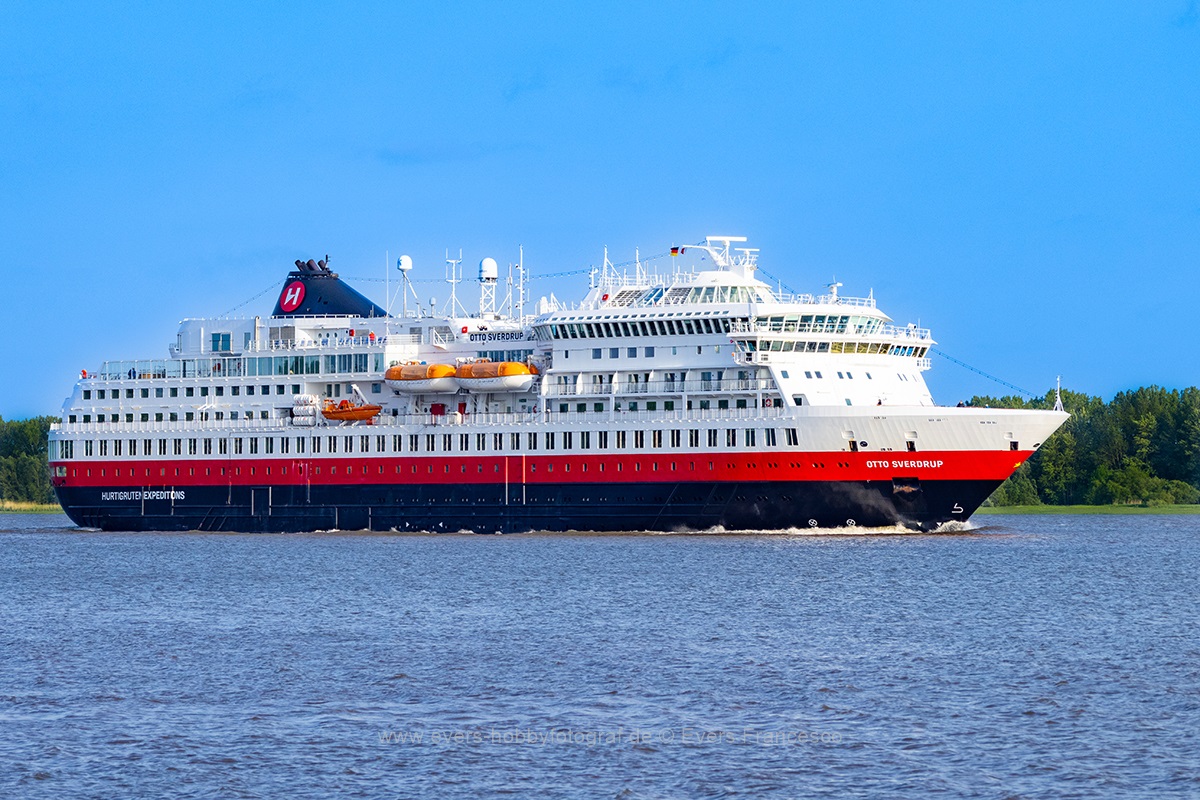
977,386,1200,507
0,416,58,505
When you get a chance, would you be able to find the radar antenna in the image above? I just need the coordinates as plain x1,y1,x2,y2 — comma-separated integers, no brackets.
703,235,748,268
479,256,499,317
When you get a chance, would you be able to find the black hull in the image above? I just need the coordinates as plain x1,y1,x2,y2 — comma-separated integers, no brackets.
54,478,1002,533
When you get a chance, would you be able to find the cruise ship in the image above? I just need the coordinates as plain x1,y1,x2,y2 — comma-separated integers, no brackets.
48,236,1068,532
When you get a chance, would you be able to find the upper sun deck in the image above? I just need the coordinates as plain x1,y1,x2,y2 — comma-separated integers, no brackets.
551,235,884,322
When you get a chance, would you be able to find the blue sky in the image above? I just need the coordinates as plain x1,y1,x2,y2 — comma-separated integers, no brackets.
2,2,1197,419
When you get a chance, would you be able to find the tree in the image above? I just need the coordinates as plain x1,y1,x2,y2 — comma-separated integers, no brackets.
0,416,58,504
975,385,1200,507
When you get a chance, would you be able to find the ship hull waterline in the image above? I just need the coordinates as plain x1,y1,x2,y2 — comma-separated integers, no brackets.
53,477,1001,534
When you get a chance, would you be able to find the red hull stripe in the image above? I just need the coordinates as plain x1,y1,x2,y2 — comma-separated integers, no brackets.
52,450,1034,488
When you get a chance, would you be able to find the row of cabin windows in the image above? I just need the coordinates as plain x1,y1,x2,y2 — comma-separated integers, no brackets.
737,340,928,358
547,316,739,341
591,347,655,359
62,426,805,460
73,383,384,422
84,384,302,401
68,410,274,424
779,370,874,381
757,314,882,335
606,285,770,308
555,398,782,413
104,353,385,380
591,345,718,359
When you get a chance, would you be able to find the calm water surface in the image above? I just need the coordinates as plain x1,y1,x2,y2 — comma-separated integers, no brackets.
1,513,1198,799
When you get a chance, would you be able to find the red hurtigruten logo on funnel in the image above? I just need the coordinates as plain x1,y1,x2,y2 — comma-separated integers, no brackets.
279,281,305,312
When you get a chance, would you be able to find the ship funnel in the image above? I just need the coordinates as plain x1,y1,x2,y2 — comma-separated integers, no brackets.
271,255,389,318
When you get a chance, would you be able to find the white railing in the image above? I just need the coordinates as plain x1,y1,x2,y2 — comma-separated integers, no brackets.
88,334,426,381
812,294,876,308
544,379,770,398
51,416,295,435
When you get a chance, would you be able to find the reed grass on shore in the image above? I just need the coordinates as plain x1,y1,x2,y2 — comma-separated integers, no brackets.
0,501,63,514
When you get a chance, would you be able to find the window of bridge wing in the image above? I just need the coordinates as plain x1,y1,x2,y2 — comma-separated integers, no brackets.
664,287,689,304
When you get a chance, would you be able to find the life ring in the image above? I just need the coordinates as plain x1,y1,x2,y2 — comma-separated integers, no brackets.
461,326,468,334
602,294,609,301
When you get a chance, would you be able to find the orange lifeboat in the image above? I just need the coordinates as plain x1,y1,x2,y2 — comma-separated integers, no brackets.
384,363,459,393
455,360,536,392
321,398,382,422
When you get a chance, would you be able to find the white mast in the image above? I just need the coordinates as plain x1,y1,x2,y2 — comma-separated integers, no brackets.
444,248,464,317
396,254,415,318
517,245,526,320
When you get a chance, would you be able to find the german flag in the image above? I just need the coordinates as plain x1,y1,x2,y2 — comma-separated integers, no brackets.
670,246,686,256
